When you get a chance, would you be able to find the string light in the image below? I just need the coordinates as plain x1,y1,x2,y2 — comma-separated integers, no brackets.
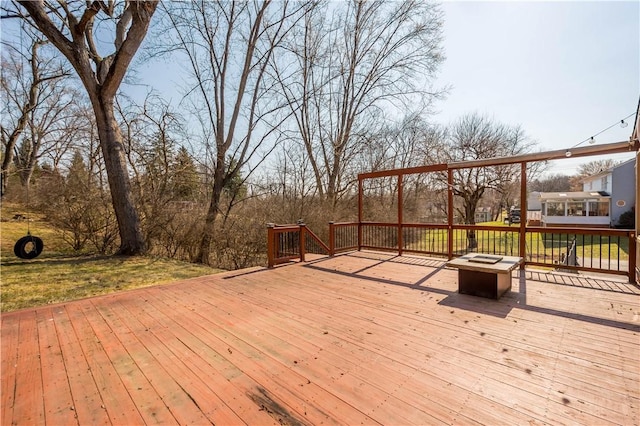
567,111,635,151
560,112,635,159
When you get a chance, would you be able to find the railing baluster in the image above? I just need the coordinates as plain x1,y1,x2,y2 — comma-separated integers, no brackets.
616,235,620,271
608,234,611,270
599,234,603,270
492,229,496,254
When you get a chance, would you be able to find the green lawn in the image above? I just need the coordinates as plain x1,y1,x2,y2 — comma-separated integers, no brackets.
1,202,221,312
402,221,629,261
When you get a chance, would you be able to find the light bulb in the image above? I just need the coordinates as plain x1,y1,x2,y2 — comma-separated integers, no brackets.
565,150,572,157
588,136,595,144
620,119,628,128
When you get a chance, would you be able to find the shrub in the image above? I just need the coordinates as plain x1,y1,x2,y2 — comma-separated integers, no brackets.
617,207,635,229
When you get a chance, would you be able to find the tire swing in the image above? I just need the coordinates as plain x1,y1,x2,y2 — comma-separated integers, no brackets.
14,234,44,259
13,185,44,259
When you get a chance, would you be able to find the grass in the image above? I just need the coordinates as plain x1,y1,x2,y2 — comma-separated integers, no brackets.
403,220,630,261
473,220,630,260
1,202,221,312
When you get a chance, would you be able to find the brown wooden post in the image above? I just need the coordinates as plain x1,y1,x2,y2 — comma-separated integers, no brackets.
629,146,640,284
519,162,527,269
329,222,335,256
358,177,363,251
447,168,454,260
398,174,403,255
629,231,636,283
299,222,306,262
267,223,275,268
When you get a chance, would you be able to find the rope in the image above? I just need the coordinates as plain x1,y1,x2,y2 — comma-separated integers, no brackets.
25,179,31,235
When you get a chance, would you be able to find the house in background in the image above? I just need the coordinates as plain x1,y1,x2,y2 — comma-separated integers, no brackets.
582,158,635,226
533,158,635,228
525,191,542,225
474,206,493,223
536,190,611,227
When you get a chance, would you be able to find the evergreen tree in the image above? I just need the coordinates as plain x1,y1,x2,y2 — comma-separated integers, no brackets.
172,146,199,201
223,157,247,201
67,150,90,190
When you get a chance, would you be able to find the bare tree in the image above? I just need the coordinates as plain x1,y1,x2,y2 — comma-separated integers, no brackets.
570,159,620,190
432,114,535,247
531,173,571,192
15,83,85,188
159,0,304,264
273,0,445,206
0,33,70,196
12,0,159,255
115,93,194,253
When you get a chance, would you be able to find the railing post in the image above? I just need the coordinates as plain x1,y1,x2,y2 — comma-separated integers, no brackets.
329,222,335,256
519,162,527,270
447,168,454,260
398,174,403,256
629,231,636,283
267,223,275,268
298,221,306,262
358,178,363,251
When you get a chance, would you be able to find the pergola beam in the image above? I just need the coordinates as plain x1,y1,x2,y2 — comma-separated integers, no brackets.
357,140,638,181
447,139,638,170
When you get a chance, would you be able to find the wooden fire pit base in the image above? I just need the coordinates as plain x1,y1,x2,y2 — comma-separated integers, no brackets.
446,254,523,300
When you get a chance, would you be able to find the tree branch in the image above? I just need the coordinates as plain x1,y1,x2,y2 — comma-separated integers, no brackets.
75,0,100,34
17,1,75,61
101,1,158,97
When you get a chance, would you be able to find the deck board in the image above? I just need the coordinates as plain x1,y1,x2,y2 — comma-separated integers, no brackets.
53,306,111,425
93,300,207,425
35,308,77,426
11,310,45,425
1,313,19,426
2,251,639,425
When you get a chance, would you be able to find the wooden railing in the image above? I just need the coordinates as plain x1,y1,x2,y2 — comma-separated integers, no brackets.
329,222,358,254
451,225,520,257
355,222,636,281
267,221,636,282
266,223,329,268
524,226,635,277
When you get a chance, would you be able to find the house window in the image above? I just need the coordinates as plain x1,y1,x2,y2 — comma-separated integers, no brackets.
601,175,609,190
587,200,609,216
588,181,593,190
546,201,565,216
567,201,585,216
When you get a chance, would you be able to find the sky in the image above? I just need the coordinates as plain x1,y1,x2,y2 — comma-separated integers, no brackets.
127,1,639,176
432,1,639,175
3,1,638,177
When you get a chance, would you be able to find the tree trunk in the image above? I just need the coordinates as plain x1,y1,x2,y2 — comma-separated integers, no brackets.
195,161,226,264
19,147,36,188
463,190,483,250
2,136,20,196
92,96,146,255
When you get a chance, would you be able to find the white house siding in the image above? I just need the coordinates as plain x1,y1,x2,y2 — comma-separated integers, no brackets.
582,173,611,192
528,192,542,211
541,215,610,227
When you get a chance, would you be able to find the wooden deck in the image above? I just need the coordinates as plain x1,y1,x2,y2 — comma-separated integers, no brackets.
2,251,639,425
